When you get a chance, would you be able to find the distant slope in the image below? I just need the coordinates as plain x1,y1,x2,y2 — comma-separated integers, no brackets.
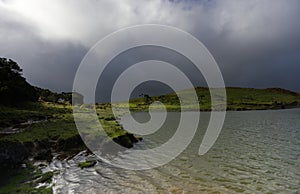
125,87,300,111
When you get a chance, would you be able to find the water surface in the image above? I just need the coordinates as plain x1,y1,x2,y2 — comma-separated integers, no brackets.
51,109,300,193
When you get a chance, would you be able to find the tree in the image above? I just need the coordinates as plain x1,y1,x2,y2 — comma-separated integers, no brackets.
0,58,38,105
141,94,152,105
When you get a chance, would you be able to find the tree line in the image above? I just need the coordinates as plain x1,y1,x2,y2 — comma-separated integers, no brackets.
0,57,72,106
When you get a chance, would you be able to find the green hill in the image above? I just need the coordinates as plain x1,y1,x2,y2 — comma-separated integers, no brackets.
123,87,300,111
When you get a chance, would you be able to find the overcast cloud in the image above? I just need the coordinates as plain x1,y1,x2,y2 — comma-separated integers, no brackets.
0,0,300,99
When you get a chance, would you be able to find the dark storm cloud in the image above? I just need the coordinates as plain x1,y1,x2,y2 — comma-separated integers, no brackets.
20,42,87,92
0,0,300,99
0,13,87,92
96,46,207,102
185,0,300,92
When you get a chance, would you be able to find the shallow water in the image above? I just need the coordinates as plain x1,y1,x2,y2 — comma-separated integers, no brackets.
51,109,300,193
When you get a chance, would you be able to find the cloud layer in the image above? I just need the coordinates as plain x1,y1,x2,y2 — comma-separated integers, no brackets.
1,0,300,97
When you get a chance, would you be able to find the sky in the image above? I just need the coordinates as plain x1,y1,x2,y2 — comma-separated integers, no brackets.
1,0,300,101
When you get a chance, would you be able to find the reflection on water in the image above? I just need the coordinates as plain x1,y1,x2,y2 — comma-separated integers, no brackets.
51,109,300,193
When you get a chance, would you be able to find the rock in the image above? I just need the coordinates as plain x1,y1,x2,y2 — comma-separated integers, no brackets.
34,149,52,162
0,141,30,165
113,135,133,148
78,160,97,169
56,134,84,151
112,133,142,148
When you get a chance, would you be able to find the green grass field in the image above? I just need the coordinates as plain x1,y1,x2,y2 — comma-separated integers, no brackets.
115,87,300,111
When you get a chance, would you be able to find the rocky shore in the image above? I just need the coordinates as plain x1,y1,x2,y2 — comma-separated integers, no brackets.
0,131,142,166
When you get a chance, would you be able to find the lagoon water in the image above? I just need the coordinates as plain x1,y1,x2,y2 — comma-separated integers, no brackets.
51,109,300,193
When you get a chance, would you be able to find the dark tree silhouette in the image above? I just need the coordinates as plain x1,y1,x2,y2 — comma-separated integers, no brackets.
0,58,38,105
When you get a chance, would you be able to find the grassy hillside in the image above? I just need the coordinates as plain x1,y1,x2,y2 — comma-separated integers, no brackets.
0,102,138,149
114,87,300,111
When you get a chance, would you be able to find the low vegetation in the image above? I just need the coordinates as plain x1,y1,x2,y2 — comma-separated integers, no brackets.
0,163,54,194
78,160,97,169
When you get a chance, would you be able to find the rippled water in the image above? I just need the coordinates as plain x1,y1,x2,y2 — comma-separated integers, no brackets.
51,109,300,193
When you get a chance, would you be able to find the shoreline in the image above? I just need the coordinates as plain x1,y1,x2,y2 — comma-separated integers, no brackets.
127,104,300,112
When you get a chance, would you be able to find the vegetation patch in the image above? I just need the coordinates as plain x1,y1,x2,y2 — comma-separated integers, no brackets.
78,160,97,169
0,163,53,194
